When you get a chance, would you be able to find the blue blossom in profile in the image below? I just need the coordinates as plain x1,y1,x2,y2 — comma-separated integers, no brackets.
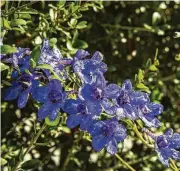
63,98,101,130
32,79,66,121
143,128,180,166
4,73,35,108
89,118,127,155
79,72,120,115
73,51,107,83
138,102,163,128
115,79,149,120
1,47,30,68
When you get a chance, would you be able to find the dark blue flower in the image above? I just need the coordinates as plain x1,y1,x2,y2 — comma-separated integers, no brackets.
32,79,66,121
154,129,180,166
115,80,149,120
4,73,35,108
63,98,101,130
79,72,120,115
73,51,107,83
89,118,127,155
138,102,163,128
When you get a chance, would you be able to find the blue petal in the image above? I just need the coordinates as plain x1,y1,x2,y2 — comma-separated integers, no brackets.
11,70,19,78
49,79,62,91
48,105,60,121
165,128,173,136
122,79,132,91
32,85,49,103
131,91,150,105
91,51,103,61
38,101,53,120
66,114,82,129
124,104,138,120
140,115,161,128
87,100,102,116
4,85,22,101
18,89,29,108
104,84,120,99
80,115,93,131
63,99,81,115
89,121,105,137
101,98,117,115
106,139,118,155
168,133,180,149
79,84,94,101
74,49,89,60
114,124,127,142
92,134,111,152
147,103,164,116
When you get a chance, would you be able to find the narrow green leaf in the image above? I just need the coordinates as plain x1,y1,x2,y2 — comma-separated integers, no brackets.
136,83,150,92
145,58,152,68
21,159,41,170
36,64,54,71
11,19,27,26
45,113,61,127
3,19,11,29
73,39,88,49
1,45,17,54
58,0,66,8
76,21,87,29
149,65,158,72
30,58,36,68
30,45,41,63
0,62,9,72
1,158,7,166
69,18,77,27
137,69,144,82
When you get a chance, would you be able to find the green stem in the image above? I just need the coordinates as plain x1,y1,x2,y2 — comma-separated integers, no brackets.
2,0,39,17
169,158,179,171
11,123,47,171
115,154,136,171
132,123,153,148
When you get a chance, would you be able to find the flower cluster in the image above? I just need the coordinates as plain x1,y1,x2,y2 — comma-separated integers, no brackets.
2,39,179,166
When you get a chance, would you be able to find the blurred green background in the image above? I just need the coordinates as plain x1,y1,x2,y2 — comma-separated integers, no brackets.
1,1,180,171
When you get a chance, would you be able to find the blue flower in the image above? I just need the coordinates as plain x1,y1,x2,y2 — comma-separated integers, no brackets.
154,129,180,166
138,102,163,128
32,79,66,121
89,118,127,155
73,51,107,83
63,98,101,130
79,72,120,115
115,80,149,120
11,55,31,78
4,73,35,108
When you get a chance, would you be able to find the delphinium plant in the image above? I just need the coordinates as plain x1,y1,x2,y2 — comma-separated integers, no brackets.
1,37,180,170
1,1,180,171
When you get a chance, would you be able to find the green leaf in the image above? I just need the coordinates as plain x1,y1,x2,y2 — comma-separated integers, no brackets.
11,19,27,26
69,18,77,28
0,62,9,72
56,27,71,38
58,0,66,8
49,38,57,47
149,65,158,71
76,21,87,29
1,158,7,166
1,45,17,54
136,83,150,92
145,58,152,68
3,19,11,29
137,69,144,82
73,39,88,49
30,58,36,68
45,113,61,127
36,64,54,71
60,126,71,134
21,159,41,170
30,45,41,63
